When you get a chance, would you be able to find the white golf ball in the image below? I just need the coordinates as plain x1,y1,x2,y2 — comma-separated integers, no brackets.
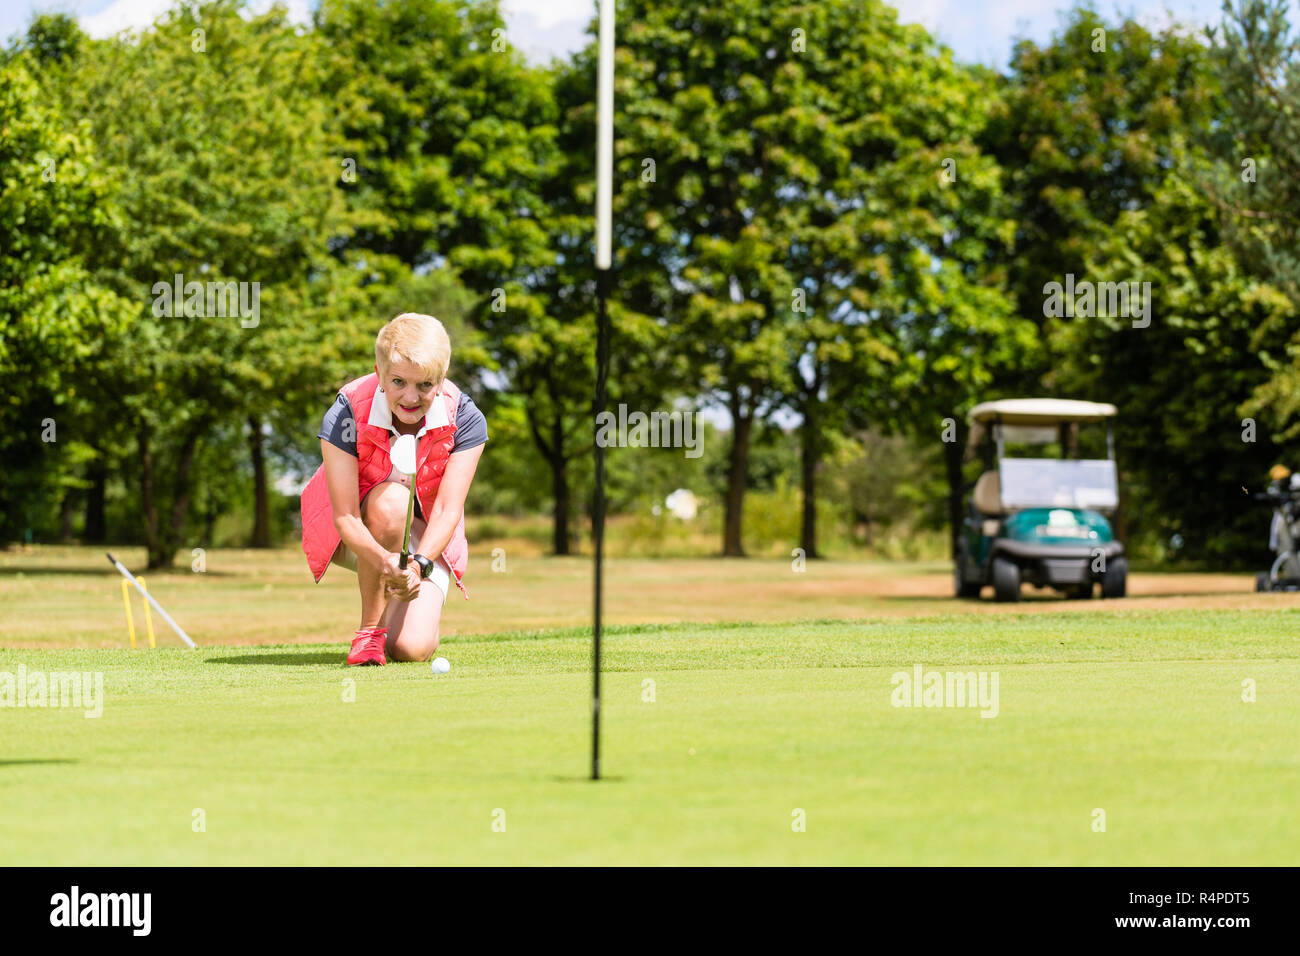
431,657,450,674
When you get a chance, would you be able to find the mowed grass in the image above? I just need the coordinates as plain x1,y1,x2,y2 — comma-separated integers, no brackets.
0,544,1289,648
0,546,1297,864
1,613,1298,865
1,544,965,647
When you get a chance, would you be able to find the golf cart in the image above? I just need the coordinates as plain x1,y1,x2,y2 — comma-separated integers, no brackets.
954,399,1127,602
1253,464,1300,592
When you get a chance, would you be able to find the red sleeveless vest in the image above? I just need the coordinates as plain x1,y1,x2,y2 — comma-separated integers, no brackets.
300,373,470,599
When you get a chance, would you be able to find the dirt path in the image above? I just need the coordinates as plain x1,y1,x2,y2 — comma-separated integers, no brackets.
599,567,1299,627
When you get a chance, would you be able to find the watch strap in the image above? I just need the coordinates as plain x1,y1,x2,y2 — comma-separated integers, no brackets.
412,553,435,580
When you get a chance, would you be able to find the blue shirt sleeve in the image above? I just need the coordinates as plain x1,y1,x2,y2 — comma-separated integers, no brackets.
318,394,358,457
452,393,488,453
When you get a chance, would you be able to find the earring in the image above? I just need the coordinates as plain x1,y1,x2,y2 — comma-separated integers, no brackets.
378,386,384,393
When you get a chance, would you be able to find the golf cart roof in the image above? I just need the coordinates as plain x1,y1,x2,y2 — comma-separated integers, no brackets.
968,399,1118,426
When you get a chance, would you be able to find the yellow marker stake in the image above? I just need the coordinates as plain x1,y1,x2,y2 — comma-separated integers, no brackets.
121,578,137,649
105,552,196,648
137,576,156,649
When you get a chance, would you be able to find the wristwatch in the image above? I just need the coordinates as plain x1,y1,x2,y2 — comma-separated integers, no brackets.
411,553,436,580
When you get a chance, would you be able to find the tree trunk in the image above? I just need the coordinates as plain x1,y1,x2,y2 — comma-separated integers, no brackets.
203,497,219,548
525,400,571,556
249,415,270,547
157,426,204,570
799,380,821,559
140,421,204,570
550,413,570,556
84,457,107,544
552,458,571,556
138,423,162,567
58,490,76,543
722,392,753,557
943,433,965,559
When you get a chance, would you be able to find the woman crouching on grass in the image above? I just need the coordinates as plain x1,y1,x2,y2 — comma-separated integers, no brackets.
299,312,487,665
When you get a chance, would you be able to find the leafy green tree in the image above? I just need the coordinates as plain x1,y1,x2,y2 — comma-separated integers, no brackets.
1056,169,1293,562
0,48,131,544
3,12,86,65
981,6,1253,559
1208,0,1300,436
612,0,804,556
985,6,1220,352
56,0,349,567
315,0,612,554
515,30,676,554
314,0,556,273
777,12,1028,559
612,0,1028,558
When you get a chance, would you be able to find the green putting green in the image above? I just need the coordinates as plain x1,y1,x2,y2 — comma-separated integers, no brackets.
1,611,1296,865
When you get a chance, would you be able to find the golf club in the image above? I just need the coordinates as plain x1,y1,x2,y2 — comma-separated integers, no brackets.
390,434,419,569
105,552,198,648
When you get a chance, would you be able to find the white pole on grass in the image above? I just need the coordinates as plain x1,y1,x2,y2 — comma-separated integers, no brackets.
596,0,614,272
592,0,615,781
106,552,198,648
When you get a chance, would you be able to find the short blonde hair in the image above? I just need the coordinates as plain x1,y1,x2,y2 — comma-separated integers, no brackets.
375,312,451,383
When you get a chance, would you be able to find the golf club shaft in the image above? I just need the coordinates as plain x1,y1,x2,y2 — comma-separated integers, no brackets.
105,553,197,648
400,481,416,568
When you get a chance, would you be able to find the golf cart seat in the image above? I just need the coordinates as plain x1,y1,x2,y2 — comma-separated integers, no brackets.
973,471,1003,516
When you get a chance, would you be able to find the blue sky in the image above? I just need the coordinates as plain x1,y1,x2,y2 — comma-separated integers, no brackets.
0,0,1254,69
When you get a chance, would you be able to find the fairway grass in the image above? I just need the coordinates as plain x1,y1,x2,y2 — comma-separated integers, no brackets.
2,611,1297,865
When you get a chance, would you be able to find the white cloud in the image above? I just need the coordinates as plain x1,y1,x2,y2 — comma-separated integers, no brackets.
81,0,311,39
894,0,1227,67
501,0,592,64
76,0,585,63
503,0,591,32
80,0,171,37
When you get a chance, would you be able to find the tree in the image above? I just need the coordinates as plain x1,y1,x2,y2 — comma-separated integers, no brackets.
316,0,604,553
1209,0,1300,436
615,0,827,556
59,0,349,567
0,48,131,544
613,0,1026,558
986,7,1220,356
979,6,1239,557
1056,168,1293,562
770,11,1027,560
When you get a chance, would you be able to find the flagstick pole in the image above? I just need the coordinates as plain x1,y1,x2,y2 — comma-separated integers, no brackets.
592,0,614,782
593,270,610,782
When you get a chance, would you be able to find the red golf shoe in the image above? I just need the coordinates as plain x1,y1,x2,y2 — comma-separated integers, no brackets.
347,626,389,666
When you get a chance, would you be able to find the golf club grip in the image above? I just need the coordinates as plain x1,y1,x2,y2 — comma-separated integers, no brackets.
400,551,409,569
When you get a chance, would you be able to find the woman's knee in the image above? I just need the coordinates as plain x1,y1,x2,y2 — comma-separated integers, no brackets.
362,483,411,547
389,627,440,663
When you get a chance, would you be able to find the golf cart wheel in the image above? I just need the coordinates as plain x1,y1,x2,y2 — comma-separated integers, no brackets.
992,556,1020,603
1101,555,1127,599
1256,572,1271,593
954,546,982,599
